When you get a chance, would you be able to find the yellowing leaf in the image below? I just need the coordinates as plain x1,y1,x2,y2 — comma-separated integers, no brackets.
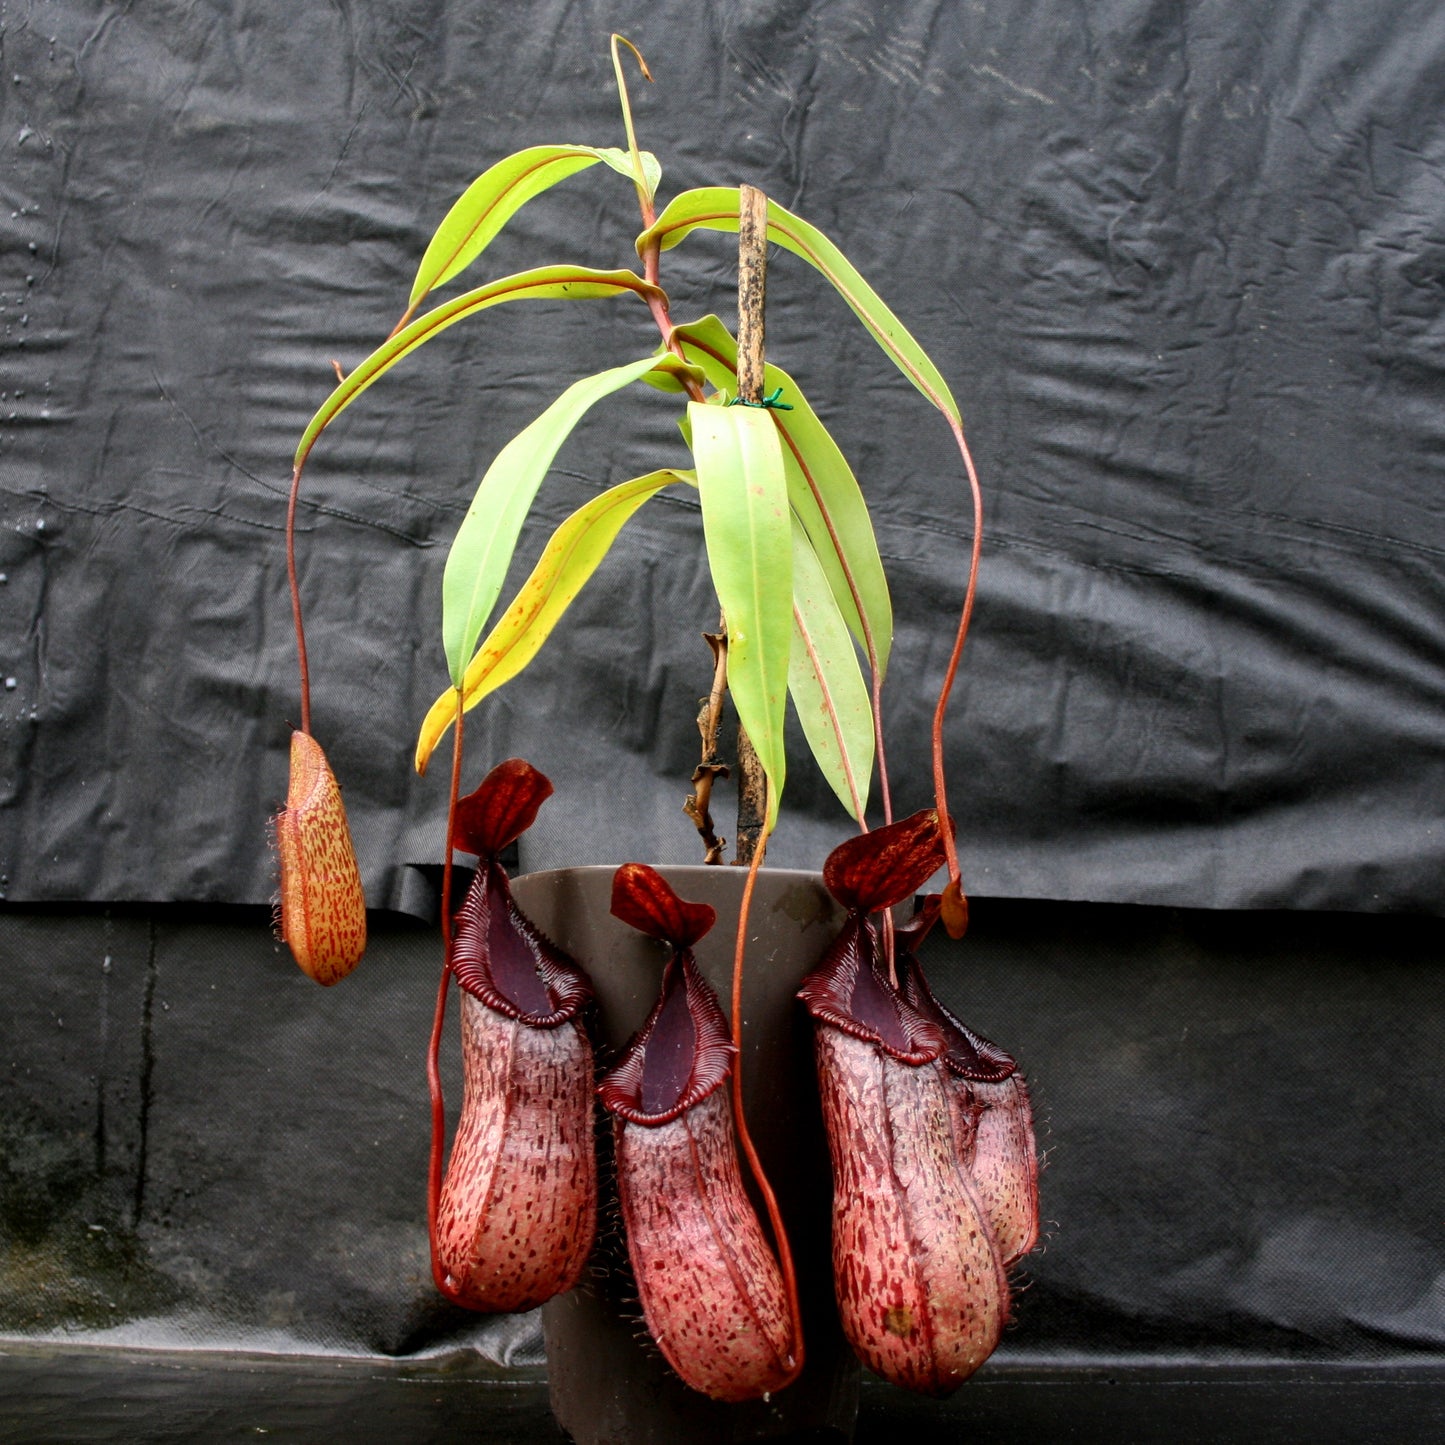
442,354,696,685
416,469,692,773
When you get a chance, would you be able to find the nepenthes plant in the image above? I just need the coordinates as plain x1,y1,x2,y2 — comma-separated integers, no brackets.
273,35,1039,1414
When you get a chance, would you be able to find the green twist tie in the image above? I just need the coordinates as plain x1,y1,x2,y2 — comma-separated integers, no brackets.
725,386,793,411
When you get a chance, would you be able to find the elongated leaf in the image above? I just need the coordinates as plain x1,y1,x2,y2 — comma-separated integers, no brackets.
443,356,695,685
639,189,959,425
409,145,663,307
788,516,873,820
416,468,693,773
294,267,664,471
690,402,792,831
670,314,892,676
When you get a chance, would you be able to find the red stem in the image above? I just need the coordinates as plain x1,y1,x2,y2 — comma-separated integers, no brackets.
931,417,985,888
285,464,312,735
869,665,893,827
728,829,805,1386
427,690,465,1298
641,237,705,401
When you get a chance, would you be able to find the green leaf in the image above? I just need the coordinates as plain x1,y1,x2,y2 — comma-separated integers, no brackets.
294,266,664,472
442,355,692,685
411,148,592,306
638,189,960,425
670,314,893,676
788,516,874,821
416,468,692,772
592,146,663,200
409,146,665,308
690,402,792,832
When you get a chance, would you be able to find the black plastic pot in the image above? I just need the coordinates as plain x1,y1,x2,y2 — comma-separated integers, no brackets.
510,865,860,1445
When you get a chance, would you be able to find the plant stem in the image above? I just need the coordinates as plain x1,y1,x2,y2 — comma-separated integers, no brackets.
610,36,655,224
733,729,768,866
728,813,805,1384
930,415,985,931
427,688,465,1299
285,464,312,735
683,629,730,863
608,34,706,400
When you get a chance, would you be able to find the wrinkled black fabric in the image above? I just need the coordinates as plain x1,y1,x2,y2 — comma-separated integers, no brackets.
1,0,1442,914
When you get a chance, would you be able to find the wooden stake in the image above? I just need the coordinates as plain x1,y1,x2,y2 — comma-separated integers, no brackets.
733,184,769,866
737,184,768,404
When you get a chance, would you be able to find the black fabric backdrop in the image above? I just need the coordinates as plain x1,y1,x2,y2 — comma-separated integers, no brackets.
1,0,1443,915
3,0,1444,1400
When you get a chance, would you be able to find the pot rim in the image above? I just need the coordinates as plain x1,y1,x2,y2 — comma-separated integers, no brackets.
516,863,826,886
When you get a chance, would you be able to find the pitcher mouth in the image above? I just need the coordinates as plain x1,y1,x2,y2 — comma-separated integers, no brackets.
798,913,946,1067
450,861,592,1027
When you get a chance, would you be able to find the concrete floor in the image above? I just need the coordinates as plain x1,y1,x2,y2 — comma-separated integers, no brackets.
2,1347,1443,1445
